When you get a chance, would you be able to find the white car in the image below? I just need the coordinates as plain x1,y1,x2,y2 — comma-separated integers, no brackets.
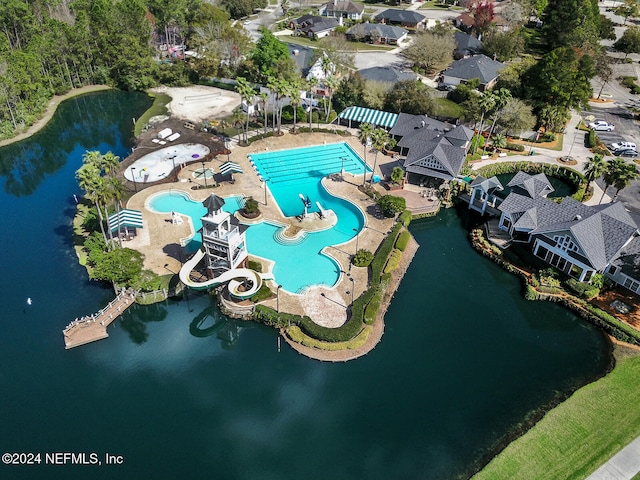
588,120,615,131
610,141,636,151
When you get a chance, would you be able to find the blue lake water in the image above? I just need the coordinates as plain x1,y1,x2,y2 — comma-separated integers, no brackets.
0,91,612,480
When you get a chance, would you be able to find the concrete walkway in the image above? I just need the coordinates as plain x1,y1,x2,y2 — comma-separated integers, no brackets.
586,436,640,480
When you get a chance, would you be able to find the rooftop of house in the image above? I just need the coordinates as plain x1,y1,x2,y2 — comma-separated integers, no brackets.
321,0,364,14
442,54,505,85
375,9,426,24
357,66,417,84
346,22,408,39
454,31,482,56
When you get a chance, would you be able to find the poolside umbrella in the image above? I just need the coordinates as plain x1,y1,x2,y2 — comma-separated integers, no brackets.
219,161,243,176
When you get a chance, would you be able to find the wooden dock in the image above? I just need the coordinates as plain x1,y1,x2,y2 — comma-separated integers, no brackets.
63,289,136,349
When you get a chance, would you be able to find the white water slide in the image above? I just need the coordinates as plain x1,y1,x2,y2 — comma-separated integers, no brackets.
178,249,267,297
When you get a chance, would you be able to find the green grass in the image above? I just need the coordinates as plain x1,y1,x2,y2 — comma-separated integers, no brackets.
420,1,464,10
473,351,640,480
433,97,464,120
134,92,171,136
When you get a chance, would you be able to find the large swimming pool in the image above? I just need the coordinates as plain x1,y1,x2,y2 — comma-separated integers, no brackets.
148,143,366,292
249,142,370,218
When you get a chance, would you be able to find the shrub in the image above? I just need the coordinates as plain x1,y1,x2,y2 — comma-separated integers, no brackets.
250,283,273,303
377,195,406,217
254,305,307,329
565,278,600,300
541,132,556,142
248,259,263,272
587,129,597,148
364,284,385,324
506,142,525,152
243,196,259,214
383,249,403,274
525,285,539,300
353,249,374,267
395,231,410,251
390,166,404,184
398,210,412,227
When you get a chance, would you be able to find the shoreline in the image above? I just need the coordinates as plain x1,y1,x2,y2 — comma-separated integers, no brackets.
282,233,420,361
0,85,112,148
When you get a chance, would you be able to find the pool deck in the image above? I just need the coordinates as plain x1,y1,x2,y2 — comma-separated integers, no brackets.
122,126,425,334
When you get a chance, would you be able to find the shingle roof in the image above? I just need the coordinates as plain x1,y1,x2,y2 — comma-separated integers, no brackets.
507,171,555,198
203,194,226,213
454,32,482,56
442,54,505,85
610,235,640,278
287,43,316,75
346,23,408,40
321,0,364,14
357,66,417,84
375,8,426,23
391,113,472,180
470,175,504,194
308,18,339,33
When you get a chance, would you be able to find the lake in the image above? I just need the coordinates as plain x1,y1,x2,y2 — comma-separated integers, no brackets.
0,91,612,480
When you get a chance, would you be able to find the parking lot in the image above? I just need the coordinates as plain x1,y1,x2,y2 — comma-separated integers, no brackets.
582,106,640,152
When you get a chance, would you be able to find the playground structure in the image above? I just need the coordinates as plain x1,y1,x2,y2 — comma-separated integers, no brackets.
178,193,269,299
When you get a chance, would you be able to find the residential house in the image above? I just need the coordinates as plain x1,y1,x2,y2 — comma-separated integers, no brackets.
454,31,482,59
495,171,640,286
357,66,417,85
389,113,473,182
374,9,426,30
346,23,409,44
318,0,364,21
466,175,504,215
439,54,505,91
292,15,339,39
454,13,475,33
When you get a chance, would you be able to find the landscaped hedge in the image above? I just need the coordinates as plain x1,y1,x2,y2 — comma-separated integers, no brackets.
587,129,597,148
250,283,273,303
247,131,275,144
285,325,372,350
396,231,410,251
398,210,412,227
565,278,600,300
506,142,525,152
254,305,309,328
296,127,351,136
621,76,640,94
364,282,386,325
383,249,403,274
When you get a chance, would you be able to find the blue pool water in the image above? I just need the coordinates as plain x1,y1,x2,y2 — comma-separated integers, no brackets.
148,191,243,251
249,142,370,218
149,143,367,292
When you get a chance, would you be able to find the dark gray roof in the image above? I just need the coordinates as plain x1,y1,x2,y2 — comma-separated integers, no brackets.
392,113,472,180
454,32,482,56
375,8,426,24
357,66,417,84
294,14,315,25
507,171,554,198
610,234,640,278
443,54,505,85
346,22,408,40
203,194,225,213
308,18,339,33
287,44,315,75
470,175,503,194
321,0,363,14
531,201,638,270
389,112,447,137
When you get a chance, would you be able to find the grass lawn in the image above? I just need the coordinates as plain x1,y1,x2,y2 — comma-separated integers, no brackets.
420,1,464,10
509,134,564,152
134,92,171,136
433,97,464,120
473,348,640,480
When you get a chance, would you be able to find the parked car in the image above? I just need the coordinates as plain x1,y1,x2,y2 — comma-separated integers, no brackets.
610,141,637,151
614,149,638,158
437,83,456,91
588,120,615,131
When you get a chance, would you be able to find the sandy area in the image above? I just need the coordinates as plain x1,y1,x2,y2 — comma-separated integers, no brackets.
151,85,241,124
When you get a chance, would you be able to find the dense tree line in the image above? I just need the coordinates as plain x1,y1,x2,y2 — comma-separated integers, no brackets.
0,0,258,141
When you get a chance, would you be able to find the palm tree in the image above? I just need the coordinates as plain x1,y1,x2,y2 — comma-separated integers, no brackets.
307,76,318,131
258,91,269,135
370,128,391,184
76,163,108,245
323,74,339,123
601,158,638,203
484,88,511,154
475,93,496,154
583,154,607,201
358,123,374,186
492,134,507,150
230,107,246,144
611,159,638,200
236,77,255,144
289,78,303,133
